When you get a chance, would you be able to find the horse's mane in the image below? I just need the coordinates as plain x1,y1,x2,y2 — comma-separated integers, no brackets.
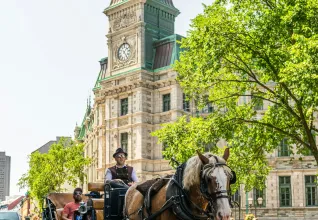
183,152,232,190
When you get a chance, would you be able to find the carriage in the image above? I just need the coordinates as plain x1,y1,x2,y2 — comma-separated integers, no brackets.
42,149,236,220
42,181,128,220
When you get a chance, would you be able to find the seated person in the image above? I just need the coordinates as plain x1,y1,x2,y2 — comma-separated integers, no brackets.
104,147,138,187
62,188,83,220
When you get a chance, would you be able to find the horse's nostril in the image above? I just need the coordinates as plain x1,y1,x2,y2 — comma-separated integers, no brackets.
218,211,222,218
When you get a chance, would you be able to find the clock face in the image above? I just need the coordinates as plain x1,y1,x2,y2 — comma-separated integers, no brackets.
118,43,131,61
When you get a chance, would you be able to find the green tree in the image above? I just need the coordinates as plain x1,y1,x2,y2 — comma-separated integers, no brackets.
153,116,269,191
154,0,318,191
18,138,92,208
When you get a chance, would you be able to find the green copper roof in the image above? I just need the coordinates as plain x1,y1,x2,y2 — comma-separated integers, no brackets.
108,0,175,7
76,100,92,141
104,0,128,11
149,0,177,10
153,34,184,71
94,57,108,90
105,0,178,13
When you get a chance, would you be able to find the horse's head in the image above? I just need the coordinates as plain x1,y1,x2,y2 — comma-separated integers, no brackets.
197,148,235,220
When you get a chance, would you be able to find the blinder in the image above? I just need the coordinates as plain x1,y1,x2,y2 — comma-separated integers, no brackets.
199,157,236,202
230,170,236,184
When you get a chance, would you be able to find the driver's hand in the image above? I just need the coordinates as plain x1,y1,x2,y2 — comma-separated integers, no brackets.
128,182,135,186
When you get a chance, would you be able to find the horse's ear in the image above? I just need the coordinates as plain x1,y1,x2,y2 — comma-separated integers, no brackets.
223,148,230,162
197,150,209,165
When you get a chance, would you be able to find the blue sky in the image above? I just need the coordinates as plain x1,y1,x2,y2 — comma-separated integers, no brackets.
0,0,212,196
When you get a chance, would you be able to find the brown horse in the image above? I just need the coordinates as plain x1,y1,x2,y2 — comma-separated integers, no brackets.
124,149,234,220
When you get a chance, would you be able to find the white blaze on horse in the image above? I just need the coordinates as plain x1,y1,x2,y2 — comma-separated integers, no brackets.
124,148,235,220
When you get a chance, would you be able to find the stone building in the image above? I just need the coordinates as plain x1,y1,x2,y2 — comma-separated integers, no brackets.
75,0,186,186
75,0,318,219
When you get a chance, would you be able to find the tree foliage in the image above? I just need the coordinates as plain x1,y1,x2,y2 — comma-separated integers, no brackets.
18,138,92,207
153,116,269,191
154,0,318,191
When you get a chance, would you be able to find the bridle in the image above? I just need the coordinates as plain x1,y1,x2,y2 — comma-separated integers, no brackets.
200,156,236,212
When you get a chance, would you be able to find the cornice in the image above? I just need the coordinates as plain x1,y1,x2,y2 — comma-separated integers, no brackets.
104,0,146,16
99,79,178,97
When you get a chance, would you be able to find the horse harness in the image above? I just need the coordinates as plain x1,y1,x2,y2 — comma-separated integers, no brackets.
134,156,236,220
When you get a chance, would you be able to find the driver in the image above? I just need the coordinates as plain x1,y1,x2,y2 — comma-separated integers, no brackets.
104,147,138,186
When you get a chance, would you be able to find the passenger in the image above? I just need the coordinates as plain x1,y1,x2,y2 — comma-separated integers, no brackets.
61,187,83,220
104,147,138,186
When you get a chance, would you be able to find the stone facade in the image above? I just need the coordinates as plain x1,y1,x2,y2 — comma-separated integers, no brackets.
232,99,318,220
233,155,318,220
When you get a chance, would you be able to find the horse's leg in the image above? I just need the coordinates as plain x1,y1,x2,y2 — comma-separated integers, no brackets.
124,184,144,220
150,185,177,220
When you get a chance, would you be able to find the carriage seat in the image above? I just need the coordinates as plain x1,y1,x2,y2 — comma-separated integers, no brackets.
56,208,64,220
88,182,105,211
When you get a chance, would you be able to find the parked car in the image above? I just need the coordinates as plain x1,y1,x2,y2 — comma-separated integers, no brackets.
0,211,20,220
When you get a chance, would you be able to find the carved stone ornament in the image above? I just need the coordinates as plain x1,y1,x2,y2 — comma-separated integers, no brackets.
160,114,171,123
113,35,137,70
119,118,129,126
128,74,140,82
113,11,137,32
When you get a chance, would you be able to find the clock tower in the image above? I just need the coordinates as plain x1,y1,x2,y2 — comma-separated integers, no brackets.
104,0,180,76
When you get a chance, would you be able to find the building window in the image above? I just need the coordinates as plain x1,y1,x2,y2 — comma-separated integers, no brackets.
200,103,214,113
253,188,266,207
278,138,290,157
305,175,318,206
121,98,128,116
121,133,128,152
252,96,263,110
242,93,248,104
183,94,190,112
163,94,171,112
279,176,291,207
303,148,313,156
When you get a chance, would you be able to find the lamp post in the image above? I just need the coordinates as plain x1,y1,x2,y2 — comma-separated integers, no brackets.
248,198,253,214
248,197,264,219
257,197,263,218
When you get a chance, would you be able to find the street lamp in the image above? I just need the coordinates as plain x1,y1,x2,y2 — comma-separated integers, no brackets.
248,197,263,218
257,197,263,208
256,197,263,219
248,198,253,214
